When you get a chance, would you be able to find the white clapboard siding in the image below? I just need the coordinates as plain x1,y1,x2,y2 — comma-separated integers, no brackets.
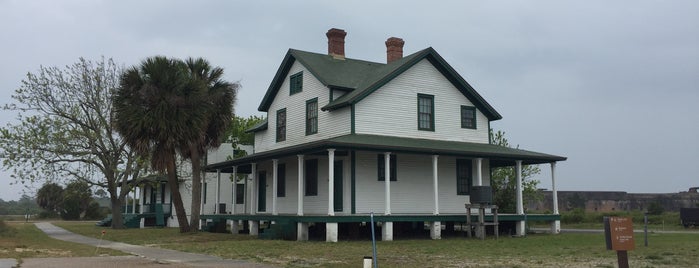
354,152,492,214
354,59,489,143
254,62,351,153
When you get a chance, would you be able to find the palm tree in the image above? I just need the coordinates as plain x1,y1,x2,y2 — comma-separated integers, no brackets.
181,57,238,229
112,56,209,232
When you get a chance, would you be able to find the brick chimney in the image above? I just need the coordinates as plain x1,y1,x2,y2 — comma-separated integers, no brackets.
326,28,347,59
385,37,405,63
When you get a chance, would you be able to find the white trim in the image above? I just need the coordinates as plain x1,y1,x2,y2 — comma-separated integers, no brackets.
551,162,558,214
328,149,335,216
432,155,439,215
515,160,523,215
250,163,257,215
272,159,279,215
384,152,391,215
232,166,237,215
297,155,304,216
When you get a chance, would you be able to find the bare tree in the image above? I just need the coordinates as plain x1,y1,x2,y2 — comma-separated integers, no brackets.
0,57,148,228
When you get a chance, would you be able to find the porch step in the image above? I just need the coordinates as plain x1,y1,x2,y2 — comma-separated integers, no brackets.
259,220,296,240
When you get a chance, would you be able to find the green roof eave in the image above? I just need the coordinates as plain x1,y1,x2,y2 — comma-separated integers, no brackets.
205,134,566,173
258,50,295,112
245,119,267,133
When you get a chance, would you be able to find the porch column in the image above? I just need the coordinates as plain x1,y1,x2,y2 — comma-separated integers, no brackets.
384,152,392,215
215,169,221,214
139,185,145,228
327,149,338,242
249,163,258,236
297,155,305,216
431,155,441,239
382,152,393,241
243,168,248,214
250,163,257,215
297,155,308,241
131,187,136,214
515,160,525,236
550,162,561,234
432,155,439,215
230,166,239,234
272,159,278,215
475,158,483,186
231,166,237,215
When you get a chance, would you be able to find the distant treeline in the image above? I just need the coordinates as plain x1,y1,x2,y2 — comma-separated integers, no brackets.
0,195,41,215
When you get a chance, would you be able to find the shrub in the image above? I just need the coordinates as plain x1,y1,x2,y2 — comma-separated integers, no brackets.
562,208,586,224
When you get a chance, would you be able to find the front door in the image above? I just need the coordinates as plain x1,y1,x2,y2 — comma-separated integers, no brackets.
334,160,343,212
258,171,266,212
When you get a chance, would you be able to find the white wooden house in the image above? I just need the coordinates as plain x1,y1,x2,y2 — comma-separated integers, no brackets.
203,28,566,242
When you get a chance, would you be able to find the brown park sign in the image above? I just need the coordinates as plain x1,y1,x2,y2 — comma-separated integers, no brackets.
604,216,635,251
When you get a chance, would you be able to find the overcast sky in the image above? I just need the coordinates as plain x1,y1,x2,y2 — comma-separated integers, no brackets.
1,1,697,201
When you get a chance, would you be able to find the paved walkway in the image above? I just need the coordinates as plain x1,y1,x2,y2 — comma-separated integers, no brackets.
7,222,275,268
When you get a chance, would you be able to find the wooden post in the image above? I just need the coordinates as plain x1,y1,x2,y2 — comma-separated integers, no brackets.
617,250,629,268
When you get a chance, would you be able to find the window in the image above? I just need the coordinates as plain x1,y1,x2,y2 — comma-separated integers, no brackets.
377,154,397,181
456,159,472,195
417,94,434,131
306,98,318,135
461,106,476,129
305,159,318,196
277,164,286,197
276,108,286,142
235,183,244,204
290,71,303,95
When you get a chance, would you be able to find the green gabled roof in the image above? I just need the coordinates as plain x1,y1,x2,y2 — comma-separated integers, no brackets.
258,49,385,112
257,48,503,121
204,134,566,173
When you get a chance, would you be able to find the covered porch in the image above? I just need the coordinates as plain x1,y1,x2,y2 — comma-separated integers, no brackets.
204,134,566,242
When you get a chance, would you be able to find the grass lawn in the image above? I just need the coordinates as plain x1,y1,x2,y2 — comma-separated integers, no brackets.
55,221,699,267
0,221,126,261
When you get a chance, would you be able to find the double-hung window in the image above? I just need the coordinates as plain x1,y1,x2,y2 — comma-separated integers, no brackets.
417,94,435,131
377,154,397,181
305,159,318,196
461,106,476,129
456,159,472,195
306,98,318,135
276,108,286,142
290,72,303,95
277,164,286,197
235,183,244,204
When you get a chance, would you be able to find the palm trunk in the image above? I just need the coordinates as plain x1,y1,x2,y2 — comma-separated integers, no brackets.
189,147,202,232
167,157,190,232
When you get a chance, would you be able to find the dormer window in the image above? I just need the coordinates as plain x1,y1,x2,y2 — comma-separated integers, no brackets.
461,106,476,129
290,72,303,95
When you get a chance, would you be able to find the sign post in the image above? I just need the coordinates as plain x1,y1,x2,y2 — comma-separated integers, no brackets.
604,217,635,268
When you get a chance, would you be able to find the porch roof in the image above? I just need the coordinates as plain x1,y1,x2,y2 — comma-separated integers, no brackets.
205,134,566,173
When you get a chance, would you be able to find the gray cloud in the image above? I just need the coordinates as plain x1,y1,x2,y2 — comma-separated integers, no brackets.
1,0,697,200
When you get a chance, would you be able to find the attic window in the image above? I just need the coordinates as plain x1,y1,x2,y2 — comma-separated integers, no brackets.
290,71,303,95
461,106,476,129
